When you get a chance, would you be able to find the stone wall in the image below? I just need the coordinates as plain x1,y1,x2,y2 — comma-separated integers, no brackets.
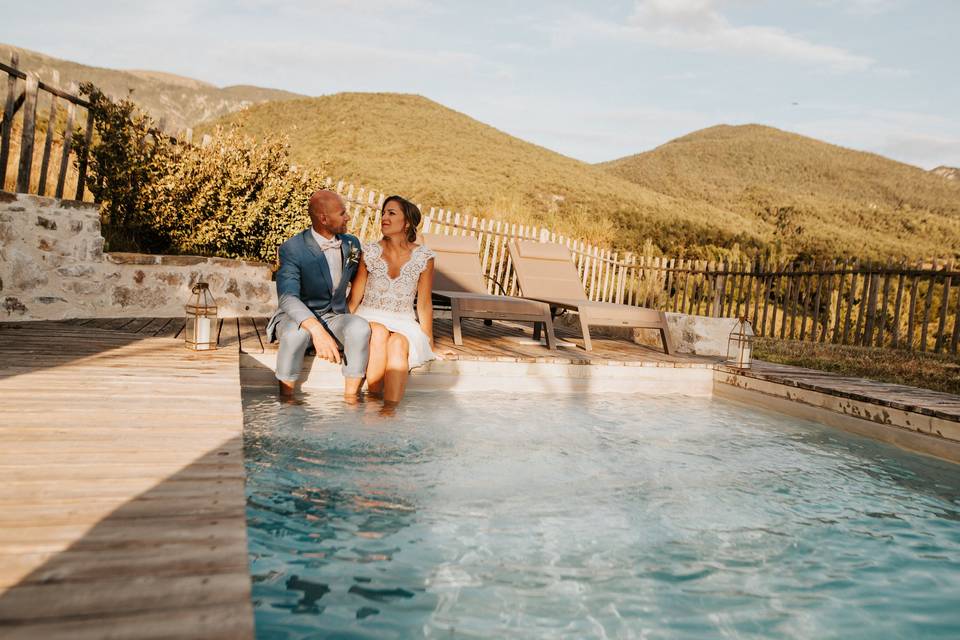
0,191,276,320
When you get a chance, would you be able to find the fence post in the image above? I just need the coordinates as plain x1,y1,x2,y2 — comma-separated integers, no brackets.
15,73,39,193
37,70,60,196
712,261,725,317
0,51,19,190
934,260,954,353
55,82,77,199
919,259,937,352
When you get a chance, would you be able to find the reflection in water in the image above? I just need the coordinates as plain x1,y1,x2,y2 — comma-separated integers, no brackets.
243,390,960,639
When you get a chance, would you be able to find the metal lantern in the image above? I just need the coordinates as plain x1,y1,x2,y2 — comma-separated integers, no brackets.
726,316,755,369
185,282,218,351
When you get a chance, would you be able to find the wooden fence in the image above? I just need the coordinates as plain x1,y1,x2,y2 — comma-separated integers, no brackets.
0,53,94,200
335,182,959,355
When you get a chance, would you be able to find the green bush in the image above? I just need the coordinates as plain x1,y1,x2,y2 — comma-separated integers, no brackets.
76,84,326,263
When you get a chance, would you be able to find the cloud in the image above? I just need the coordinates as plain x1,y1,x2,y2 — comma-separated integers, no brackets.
794,108,960,169
546,0,873,72
815,0,900,16
211,39,512,93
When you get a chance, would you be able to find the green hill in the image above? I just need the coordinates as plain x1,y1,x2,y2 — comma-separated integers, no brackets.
0,43,303,132
599,125,960,261
206,97,959,261
201,93,774,253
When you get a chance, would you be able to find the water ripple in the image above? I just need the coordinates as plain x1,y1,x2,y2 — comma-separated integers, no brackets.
243,390,960,639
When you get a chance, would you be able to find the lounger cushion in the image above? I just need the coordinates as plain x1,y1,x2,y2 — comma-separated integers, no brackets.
514,240,571,262
422,233,488,294
509,240,587,301
422,233,478,254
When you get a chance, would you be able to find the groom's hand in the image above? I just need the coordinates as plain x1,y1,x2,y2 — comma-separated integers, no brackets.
300,317,342,365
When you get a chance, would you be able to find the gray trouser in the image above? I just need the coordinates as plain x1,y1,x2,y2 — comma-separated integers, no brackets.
275,313,371,382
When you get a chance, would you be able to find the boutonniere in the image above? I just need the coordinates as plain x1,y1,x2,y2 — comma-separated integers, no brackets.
346,245,361,267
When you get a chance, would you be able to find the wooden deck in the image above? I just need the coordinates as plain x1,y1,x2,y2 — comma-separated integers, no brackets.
723,361,960,423
57,316,722,366
0,321,253,639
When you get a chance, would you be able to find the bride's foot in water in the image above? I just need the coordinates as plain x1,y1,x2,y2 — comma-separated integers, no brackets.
378,401,398,417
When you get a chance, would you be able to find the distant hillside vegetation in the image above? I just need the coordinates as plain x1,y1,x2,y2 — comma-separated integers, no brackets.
202,93,776,253
932,166,960,181
0,43,302,131
600,125,960,261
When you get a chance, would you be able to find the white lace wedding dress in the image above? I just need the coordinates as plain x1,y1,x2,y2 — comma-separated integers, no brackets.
355,242,436,369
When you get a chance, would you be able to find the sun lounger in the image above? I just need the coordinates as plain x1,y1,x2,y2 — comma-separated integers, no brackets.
507,239,673,353
422,233,558,349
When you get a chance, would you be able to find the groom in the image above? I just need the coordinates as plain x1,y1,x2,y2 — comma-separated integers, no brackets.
266,190,371,397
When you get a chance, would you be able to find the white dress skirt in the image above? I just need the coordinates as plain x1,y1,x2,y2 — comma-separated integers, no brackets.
355,242,436,370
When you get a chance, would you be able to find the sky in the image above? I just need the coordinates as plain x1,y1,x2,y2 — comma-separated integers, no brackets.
2,0,958,169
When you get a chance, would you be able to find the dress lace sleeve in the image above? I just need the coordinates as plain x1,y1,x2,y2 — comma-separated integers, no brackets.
361,242,381,269
415,246,435,273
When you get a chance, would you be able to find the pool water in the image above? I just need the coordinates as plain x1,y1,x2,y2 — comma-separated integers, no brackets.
243,391,960,639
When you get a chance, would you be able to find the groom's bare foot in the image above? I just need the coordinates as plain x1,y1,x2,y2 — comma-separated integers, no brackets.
278,380,296,398
343,377,363,397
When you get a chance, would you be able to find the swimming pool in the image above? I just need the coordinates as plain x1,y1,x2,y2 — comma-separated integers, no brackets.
243,391,960,638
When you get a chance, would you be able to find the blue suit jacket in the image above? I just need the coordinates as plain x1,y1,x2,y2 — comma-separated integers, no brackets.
266,230,362,342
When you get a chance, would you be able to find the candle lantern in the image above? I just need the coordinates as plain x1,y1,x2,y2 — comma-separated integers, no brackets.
185,282,218,351
726,316,754,369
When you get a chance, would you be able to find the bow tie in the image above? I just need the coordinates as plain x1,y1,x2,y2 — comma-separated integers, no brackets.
317,237,342,252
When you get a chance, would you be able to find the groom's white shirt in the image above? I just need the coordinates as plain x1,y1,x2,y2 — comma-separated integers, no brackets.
311,227,342,290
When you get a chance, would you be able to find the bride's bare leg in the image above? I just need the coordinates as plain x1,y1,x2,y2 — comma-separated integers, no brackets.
366,323,390,396
383,332,410,405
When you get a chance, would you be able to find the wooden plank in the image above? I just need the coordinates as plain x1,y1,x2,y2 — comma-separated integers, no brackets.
808,263,824,341
120,317,157,334
55,83,76,199
37,71,59,196
830,260,846,343
156,318,185,339
906,259,921,350
137,317,174,335
74,106,94,200
15,73,39,193
891,264,906,348
876,260,893,348
711,261,725,318
951,281,960,355
505,223,519,296
732,260,749,318
842,262,859,344
605,251,617,304
760,262,773,336
779,264,794,338
919,259,938,352
852,263,869,346
789,267,804,340
863,266,880,347
0,52,18,189
217,317,240,350
799,265,813,341
934,261,953,353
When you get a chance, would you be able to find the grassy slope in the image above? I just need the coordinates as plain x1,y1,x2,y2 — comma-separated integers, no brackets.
201,93,766,251
754,338,960,396
600,125,960,261
0,43,303,131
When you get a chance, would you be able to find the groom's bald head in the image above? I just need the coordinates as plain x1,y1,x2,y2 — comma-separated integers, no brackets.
308,190,349,235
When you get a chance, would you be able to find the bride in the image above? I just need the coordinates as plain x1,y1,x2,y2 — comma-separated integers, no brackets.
348,195,436,407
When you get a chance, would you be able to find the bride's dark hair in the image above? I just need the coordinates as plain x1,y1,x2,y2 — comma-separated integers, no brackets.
382,195,421,243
